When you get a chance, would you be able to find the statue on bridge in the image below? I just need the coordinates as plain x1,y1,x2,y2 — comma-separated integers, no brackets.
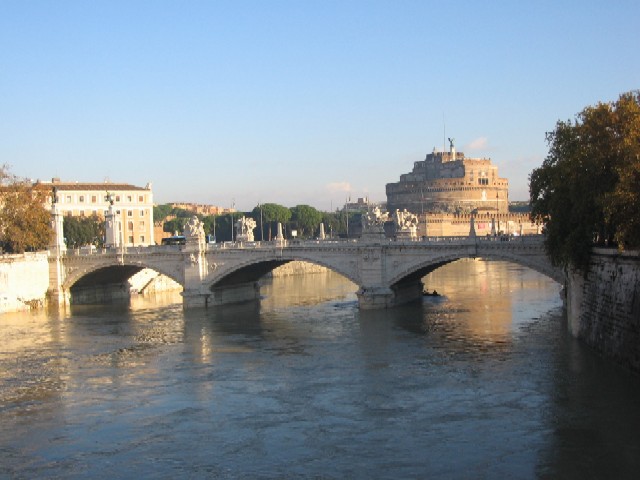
235,216,257,242
184,216,206,250
394,209,419,240
361,206,389,234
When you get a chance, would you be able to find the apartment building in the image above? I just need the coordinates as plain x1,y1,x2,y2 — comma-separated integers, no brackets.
36,178,155,246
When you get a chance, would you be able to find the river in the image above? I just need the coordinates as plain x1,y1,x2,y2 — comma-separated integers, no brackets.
2,259,640,479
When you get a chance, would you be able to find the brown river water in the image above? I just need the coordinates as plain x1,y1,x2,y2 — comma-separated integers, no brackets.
1,259,640,479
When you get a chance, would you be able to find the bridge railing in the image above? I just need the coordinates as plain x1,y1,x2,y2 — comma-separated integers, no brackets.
475,234,545,243
57,234,546,257
62,244,183,256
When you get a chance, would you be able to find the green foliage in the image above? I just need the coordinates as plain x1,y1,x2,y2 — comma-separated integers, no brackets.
153,204,173,221
321,212,341,237
290,204,322,238
0,166,52,253
530,91,640,271
63,215,105,248
251,203,291,240
163,217,187,235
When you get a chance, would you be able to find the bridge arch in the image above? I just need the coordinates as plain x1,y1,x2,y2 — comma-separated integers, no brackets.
473,250,565,284
387,253,468,288
62,258,184,292
387,250,563,290
204,253,361,292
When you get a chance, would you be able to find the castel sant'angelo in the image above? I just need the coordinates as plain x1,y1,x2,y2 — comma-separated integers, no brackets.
385,139,538,236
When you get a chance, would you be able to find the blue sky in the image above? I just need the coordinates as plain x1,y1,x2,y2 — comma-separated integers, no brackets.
2,1,638,211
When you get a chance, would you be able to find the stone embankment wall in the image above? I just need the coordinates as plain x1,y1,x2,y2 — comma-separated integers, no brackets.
0,252,49,313
567,248,640,373
270,261,329,277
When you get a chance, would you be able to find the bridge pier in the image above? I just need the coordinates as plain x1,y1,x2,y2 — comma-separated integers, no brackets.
209,282,261,307
46,287,70,307
182,290,210,309
357,280,423,309
182,282,261,309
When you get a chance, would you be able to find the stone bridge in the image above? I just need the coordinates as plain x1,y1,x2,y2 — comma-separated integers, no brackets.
48,234,563,309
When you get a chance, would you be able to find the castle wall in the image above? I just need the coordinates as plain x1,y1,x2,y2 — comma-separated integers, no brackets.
420,212,541,237
387,151,509,214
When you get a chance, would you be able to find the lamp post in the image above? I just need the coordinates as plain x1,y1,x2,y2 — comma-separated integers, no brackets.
345,197,349,238
230,199,235,243
259,203,264,242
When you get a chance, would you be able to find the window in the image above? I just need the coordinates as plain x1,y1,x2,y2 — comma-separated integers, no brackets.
115,195,120,202
139,235,145,244
139,221,145,228
128,235,134,244
79,195,85,202
128,221,134,231
127,195,132,202
140,210,145,217
91,195,97,203
79,211,85,217
139,195,144,202
66,195,72,203
127,210,133,217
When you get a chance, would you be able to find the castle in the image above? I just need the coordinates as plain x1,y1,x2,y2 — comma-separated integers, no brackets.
384,139,540,237
385,139,509,215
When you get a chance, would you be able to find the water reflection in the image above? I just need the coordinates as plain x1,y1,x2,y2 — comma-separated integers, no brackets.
2,260,640,478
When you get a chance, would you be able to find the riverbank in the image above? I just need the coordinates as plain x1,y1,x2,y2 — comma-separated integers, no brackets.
0,252,49,313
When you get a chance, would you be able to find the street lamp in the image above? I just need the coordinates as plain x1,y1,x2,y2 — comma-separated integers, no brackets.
259,203,264,241
230,199,235,242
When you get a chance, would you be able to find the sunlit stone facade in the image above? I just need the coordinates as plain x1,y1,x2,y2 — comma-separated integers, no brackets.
35,179,155,246
386,146,509,214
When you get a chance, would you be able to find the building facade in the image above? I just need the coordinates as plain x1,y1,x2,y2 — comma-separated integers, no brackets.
169,202,236,216
386,142,509,215
36,179,155,246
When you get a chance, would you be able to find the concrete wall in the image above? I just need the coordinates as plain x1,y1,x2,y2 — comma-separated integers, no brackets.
567,249,640,373
0,252,50,312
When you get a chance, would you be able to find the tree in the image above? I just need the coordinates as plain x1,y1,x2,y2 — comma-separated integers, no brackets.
63,215,105,248
290,204,322,238
321,211,341,238
251,203,291,240
0,165,53,253
163,217,187,235
153,204,173,222
530,91,640,271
